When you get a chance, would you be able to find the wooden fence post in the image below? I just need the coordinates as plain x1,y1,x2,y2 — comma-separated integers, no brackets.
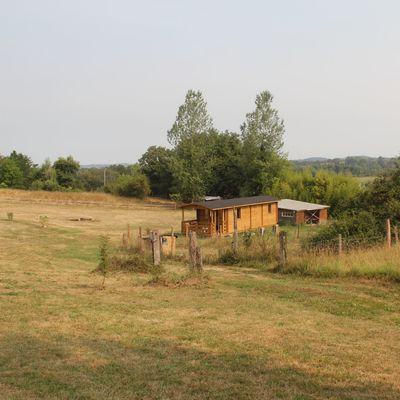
338,234,343,255
185,223,189,238
279,231,287,268
138,226,143,252
127,224,131,247
296,224,300,240
386,219,391,248
151,230,161,266
188,231,197,271
188,231,203,273
122,233,128,248
233,207,239,255
394,226,399,246
195,247,203,273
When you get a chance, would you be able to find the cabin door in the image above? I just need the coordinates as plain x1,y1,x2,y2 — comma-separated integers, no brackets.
216,210,228,234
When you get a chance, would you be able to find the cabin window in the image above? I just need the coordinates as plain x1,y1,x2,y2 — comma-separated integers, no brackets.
281,211,294,218
268,204,272,213
236,208,242,219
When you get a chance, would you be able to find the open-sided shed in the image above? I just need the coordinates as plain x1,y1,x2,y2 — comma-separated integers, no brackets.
181,195,279,237
278,199,329,225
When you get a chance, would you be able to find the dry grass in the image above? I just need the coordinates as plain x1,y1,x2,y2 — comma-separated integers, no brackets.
284,245,400,281
1,191,400,399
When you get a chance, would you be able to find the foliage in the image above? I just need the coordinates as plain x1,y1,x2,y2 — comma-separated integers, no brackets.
292,156,397,177
139,146,175,196
0,158,24,188
167,89,213,146
53,156,80,189
106,173,150,199
240,91,287,195
360,161,400,226
271,168,361,217
305,211,382,250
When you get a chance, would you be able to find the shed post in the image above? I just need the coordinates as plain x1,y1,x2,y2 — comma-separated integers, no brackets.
394,226,399,246
233,207,239,255
386,219,391,248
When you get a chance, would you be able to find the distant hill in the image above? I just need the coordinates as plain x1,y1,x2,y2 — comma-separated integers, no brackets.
291,156,397,177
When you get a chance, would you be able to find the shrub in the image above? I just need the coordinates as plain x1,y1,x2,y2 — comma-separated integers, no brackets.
304,211,382,250
106,174,151,199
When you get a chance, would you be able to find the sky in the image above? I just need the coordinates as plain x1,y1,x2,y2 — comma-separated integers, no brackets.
1,0,399,164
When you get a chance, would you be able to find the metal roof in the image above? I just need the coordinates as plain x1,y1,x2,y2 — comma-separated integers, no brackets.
278,199,329,212
181,195,278,210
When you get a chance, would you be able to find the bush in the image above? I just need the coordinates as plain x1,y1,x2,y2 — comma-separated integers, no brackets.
106,174,151,199
304,211,382,250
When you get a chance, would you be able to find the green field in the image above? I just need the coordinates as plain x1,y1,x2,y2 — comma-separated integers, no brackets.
1,190,400,399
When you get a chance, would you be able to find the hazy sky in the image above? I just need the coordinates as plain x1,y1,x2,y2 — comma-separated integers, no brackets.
1,0,399,164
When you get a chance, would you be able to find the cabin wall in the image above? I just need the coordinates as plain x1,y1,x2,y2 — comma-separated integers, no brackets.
226,202,278,233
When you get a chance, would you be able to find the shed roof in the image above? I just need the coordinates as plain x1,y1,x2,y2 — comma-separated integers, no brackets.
278,199,329,212
181,195,278,210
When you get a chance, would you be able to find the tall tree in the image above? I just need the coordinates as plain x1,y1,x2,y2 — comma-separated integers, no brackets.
139,146,175,197
167,90,213,146
53,156,80,188
240,91,287,195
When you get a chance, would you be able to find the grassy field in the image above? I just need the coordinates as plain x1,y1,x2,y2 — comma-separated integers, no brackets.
1,190,400,399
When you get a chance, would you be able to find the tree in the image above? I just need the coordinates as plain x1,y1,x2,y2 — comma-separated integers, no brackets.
30,159,59,191
139,146,175,197
53,156,80,189
207,131,244,198
0,158,24,188
167,90,213,146
106,173,151,199
8,151,37,188
240,91,287,195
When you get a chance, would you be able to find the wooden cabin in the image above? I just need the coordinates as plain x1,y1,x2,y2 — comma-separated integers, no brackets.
278,199,329,225
181,195,279,237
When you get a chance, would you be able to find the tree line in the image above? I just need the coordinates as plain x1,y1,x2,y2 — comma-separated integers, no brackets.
1,89,394,217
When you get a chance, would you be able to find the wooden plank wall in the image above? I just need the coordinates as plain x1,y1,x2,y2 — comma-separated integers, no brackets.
225,203,278,233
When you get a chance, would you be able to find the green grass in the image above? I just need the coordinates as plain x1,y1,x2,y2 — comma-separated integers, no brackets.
1,194,400,399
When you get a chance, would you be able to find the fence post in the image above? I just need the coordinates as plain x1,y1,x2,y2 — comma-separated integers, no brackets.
233,207,239,255
122,233,128,248
394,226,399,246
296,224,300,240
188,231,197,272
195,247,203,273
386,219,391,248
127,224,131,247
151,230,161,266
138,226,143,252
338,234,343,255
279,231,287,268
185,223,189,238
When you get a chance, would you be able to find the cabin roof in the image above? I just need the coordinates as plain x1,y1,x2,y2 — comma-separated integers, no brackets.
278,199,329,212
181,195,278,210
